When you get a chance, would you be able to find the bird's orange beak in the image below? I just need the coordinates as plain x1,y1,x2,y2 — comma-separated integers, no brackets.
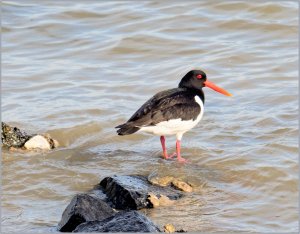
204,80,232,97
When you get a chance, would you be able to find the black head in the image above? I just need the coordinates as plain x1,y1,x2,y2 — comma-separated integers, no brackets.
178,70,207,90
178,70,233,96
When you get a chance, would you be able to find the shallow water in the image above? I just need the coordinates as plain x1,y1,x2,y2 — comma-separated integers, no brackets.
2,1,298,232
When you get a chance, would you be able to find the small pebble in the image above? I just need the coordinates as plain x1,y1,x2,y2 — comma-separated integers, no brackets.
164,224,176,233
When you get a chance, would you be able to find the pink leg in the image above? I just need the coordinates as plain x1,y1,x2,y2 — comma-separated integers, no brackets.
160,136,176,159
160,136,168,159
176,140,187,163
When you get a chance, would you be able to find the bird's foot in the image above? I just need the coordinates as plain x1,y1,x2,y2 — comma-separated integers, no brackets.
166,152,177,159
177,157,189,163
163,152,176,160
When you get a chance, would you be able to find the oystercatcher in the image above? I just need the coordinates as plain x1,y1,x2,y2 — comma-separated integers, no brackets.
116,70,232,162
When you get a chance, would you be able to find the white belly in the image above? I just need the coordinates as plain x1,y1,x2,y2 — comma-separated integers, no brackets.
139,96,204,139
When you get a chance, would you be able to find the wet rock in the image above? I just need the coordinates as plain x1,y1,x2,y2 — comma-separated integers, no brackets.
43,133,59,149
147,193,160,208
24,135,52,150
57,193,115,232
163,224,187,233
157,194,176,206
73,210,160,233
100,175,182,210
148,175,174,187
148,173,193,193
1,122,31,148
148,193,175,207
87,186,108,201
171,179,193,193
176,229,187,232
1,122,58,150
24,134,59,150
164,224,176,233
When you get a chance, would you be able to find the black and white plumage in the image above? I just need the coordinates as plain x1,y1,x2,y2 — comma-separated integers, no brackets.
116,88,204,139
116,70,232,162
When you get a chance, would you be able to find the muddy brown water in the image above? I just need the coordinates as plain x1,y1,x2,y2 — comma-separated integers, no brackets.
2,1,298,232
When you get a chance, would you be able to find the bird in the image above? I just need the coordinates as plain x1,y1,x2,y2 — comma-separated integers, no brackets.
115,70,232,162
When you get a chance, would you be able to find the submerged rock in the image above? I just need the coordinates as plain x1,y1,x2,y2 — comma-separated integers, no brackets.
73,210,160,233
171,179,193,193
147,193,160,208
57,194,115,232
1,122,31,148
148,173,193,193
148,175,175,187
100,175,183,210
148,193,175,207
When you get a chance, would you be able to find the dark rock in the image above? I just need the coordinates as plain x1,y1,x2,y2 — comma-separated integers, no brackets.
87,186,108,201
100,175,183,210
1,122,32,148
176,229,187,233
73,210,160,233
57,193,115,232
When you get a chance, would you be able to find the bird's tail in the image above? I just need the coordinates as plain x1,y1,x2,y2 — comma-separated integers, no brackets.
115,123,140,135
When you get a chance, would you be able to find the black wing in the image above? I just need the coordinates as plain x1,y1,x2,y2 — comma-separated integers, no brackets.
125,88,201,127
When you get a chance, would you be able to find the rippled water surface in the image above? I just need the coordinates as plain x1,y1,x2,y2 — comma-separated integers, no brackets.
2,1,298,233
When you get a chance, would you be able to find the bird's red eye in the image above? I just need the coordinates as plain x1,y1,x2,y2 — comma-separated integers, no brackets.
196,74,202,79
